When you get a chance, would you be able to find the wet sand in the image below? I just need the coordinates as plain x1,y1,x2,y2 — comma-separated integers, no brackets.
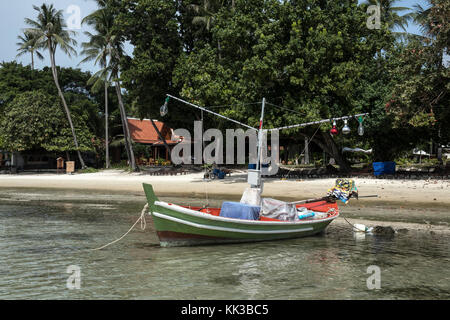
1,171,449,234
1,169,449,206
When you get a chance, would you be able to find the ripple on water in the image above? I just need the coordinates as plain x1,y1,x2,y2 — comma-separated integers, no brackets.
0,188,449,299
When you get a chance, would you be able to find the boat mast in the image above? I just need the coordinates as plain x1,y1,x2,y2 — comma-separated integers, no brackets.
248,98,266,189
256,98,265,172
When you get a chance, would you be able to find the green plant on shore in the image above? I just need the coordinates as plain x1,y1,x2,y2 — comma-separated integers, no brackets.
77,167,99,174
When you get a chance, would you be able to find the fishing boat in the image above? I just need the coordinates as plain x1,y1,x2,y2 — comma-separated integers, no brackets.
143,183,341,247
142,95,364,247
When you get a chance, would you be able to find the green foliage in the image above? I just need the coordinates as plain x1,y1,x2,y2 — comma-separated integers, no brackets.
5,0,448,169
386,0,449,145
77,167,100,174
114,0,181,120
0,91,95,152
108,0,398,170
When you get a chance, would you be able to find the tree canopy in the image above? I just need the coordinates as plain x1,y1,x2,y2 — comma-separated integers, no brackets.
2,0,448,170
0,90,94,152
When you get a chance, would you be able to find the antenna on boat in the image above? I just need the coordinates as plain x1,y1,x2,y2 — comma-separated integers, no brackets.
248,98,266,190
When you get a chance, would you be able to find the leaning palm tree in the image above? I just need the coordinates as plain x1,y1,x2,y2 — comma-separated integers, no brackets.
16,31,44,70
24,4,86,168
81,3,137,171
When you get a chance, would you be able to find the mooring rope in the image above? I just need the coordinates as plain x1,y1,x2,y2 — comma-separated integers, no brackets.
89,203,149,251
337,205,371,233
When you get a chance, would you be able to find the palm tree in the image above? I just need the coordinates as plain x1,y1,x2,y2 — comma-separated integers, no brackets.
413,2,432,35
81,2,137,171
189,0,229,58
24,4,87,168
16,31,44,70
80,9,113,169
365,0,414,36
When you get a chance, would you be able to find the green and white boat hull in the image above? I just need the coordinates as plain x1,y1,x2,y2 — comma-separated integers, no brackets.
143,183,339,247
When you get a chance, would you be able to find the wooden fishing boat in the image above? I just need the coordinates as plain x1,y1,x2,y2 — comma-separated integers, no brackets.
142,95,364,247
143,183,339,247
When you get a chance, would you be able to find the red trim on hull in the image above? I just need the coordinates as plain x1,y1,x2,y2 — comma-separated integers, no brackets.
157,231,228,241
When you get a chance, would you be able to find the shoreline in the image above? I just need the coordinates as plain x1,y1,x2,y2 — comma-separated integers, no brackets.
1,169,449,206
331,218,450,236
1,170,449,233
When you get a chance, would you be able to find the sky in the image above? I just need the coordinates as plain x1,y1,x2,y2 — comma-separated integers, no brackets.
0,0,432,74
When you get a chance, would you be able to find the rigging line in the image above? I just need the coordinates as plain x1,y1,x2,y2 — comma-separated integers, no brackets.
282,124,322,180
265,102,306,116
167,94,257,131
204,168,209,207
269,113,369,132
207,102,262,109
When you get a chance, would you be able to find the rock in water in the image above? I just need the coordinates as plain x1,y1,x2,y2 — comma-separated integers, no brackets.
372,226,396,235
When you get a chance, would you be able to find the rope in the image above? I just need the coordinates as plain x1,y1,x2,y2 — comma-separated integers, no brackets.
337,204,371,233
89,203,149,251
204,173,210,208
265,101,306,116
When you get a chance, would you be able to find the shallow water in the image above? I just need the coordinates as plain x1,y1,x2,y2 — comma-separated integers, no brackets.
0,188,449,300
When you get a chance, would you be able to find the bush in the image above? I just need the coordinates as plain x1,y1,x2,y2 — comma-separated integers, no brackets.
77,167,99,174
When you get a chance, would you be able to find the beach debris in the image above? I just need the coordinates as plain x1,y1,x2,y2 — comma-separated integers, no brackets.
372,226,396,235
352,223,374,233
353,232,366,240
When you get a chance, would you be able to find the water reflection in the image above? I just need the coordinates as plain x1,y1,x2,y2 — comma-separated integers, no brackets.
0,188,449,299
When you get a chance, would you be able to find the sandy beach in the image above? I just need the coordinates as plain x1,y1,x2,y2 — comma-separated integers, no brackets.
1,169,449,236
0,169,449,206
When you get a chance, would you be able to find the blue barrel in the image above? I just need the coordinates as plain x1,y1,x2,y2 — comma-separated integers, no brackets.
373,161,396,176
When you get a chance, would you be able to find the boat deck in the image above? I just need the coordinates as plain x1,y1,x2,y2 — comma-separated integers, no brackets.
181,200,338,222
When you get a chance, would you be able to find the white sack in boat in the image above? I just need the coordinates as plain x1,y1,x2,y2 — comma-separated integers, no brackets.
240,187,262,206
260,198,299,221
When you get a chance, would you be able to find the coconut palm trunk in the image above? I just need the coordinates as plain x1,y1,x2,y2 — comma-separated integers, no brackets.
48,44,86,169
149,117,172,157
104,80,110,168
114,81,137,171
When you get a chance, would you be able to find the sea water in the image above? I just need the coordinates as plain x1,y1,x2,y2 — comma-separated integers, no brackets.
0,188,449,299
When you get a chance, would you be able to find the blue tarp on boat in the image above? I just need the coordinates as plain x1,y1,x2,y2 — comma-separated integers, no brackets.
219,202,261,220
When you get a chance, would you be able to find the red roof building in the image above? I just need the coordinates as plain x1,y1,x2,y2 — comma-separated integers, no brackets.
126,118,181,163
